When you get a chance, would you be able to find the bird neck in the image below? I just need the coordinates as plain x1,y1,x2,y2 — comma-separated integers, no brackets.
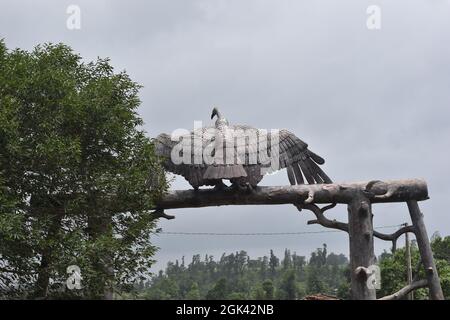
215,118,229,129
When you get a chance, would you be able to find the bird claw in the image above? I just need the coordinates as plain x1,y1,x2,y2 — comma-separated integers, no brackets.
229,182,255,193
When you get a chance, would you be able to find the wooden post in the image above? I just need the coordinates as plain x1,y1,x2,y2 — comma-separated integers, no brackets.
404,223,413,300
348,195,376,300
407,200,444,300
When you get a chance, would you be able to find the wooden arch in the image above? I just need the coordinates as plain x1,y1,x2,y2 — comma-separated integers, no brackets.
153,179,444,300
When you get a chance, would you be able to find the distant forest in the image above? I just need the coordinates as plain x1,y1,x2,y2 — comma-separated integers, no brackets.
124,236,450,300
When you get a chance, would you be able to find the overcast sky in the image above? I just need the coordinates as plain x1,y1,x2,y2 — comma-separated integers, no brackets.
1,0,450,272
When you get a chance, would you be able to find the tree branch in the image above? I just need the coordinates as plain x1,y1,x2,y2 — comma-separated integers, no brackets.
378,279,428,300
296,204,417,248
151,209,175,220
374,225,415,252
373,225,415,242
296,203,348,233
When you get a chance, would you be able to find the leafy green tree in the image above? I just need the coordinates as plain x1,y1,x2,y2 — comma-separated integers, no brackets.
262,279,274,300
337,282,351,299
432,236,450,261
206,278,228,300
282,249,292,270
326,253,348,266
269,250,279,279
378,246,427,299
306,264,328,294
186,282,201,300
0,41,166,299
435,259,450,299
251,278,274,300
292,253,305,271
309,244,327,267
252,285,265,300
259,256,269,279
378,237,450,299
227,292,247,299
278,270,297,300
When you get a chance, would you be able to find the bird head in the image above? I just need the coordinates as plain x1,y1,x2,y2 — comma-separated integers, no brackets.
211,107,221,120
211,107,229,128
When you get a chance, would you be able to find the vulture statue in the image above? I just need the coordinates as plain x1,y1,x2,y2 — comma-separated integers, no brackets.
155,108,331,190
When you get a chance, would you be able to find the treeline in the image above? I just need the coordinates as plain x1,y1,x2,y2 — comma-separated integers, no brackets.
131,244,351,300
129,235,450,300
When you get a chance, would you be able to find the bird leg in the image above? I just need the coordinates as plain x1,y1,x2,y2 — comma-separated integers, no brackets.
230,182,244,192
213,180,227,191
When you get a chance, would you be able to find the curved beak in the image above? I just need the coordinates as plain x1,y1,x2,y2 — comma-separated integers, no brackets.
211,108,218,119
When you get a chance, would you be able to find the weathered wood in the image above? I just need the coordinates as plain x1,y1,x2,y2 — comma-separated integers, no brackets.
374,225,414,251
378,279,428,300
407,200,444,300
156,179,428,209
405,228,413,300
348,195,376,300
304,207,415,245
301,203,348,232
153,179,442,301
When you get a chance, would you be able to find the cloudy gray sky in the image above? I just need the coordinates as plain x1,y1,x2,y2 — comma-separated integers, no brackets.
1,0,450,272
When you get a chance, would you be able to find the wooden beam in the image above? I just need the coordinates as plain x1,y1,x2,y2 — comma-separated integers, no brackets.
155,179,428,210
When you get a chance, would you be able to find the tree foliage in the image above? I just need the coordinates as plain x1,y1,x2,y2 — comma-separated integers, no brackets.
378,236,450,299
138,246,349,300
0,40,167,298
135,237,450,300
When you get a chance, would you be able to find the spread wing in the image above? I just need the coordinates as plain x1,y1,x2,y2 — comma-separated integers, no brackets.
276,129,332,184
154,126,332,186
229,126,332,185
154,129,214,188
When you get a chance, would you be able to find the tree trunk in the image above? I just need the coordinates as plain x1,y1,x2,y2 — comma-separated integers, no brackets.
87,214,114,300
34,212,62,299
348,195,376,300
